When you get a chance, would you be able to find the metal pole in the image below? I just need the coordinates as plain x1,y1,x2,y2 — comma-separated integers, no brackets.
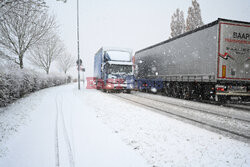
77,0,80,90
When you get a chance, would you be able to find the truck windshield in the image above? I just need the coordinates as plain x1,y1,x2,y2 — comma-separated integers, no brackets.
109,65,132,74
106,51,131,62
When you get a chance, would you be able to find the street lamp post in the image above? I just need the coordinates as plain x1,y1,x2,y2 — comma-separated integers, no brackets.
77,0,80,90
57,0,81,90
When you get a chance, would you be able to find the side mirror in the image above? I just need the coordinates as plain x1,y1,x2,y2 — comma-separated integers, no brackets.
104,51,107,62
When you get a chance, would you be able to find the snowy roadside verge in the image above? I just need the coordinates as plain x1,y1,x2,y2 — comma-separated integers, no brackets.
0,85,53,157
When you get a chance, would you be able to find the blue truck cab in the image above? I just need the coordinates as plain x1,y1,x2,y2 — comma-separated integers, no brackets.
94,47,134,92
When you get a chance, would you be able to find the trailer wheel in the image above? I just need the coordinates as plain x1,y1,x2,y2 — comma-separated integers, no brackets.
201,85,214,100
163,83,171,96
242,96,250,102
216,95,228,103
182,85,191,100
172,84,180,98
163,88,171,96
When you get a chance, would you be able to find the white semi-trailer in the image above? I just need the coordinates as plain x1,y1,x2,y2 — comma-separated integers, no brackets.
134,18,250,101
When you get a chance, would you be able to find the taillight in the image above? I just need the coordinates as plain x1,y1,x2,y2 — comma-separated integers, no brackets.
216,87,225,92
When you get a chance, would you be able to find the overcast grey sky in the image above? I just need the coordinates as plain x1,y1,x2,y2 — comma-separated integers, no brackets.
46,0,250,77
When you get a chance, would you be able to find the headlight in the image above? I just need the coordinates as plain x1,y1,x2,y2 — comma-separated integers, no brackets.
151,87,157,93
127,84,134,89
108,74,117,79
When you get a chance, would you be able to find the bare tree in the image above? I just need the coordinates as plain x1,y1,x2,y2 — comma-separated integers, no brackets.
0,1,55,69
0,0,46,18
29,33,64,74
56,0,67,3
58,52,75,74
170,8,185,38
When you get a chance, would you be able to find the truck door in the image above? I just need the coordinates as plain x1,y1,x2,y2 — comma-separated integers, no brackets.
218,21,250,80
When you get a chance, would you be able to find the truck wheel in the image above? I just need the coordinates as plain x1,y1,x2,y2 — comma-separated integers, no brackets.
125,90,131,94
97,85,102,90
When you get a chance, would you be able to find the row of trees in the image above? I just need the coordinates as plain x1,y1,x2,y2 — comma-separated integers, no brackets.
170,0,203,38
0,0,74,74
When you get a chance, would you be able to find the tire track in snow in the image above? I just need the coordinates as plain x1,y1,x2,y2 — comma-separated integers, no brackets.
55,98,60,167
55,95,75,167
113,93,250,141
59,96,75,167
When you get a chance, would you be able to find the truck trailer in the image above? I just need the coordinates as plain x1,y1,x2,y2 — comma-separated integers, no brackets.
134,18,250,101
94,47,134,92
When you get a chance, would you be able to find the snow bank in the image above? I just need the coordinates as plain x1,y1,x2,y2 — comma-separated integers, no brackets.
0,63,66,107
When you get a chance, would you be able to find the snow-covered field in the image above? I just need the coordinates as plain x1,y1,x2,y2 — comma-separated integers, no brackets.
0,83,250,167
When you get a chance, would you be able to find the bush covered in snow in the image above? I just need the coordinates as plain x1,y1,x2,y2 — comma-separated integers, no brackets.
0,63,67,107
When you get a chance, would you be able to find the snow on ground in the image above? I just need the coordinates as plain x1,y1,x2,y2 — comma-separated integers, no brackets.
0,84,148,167
83,88,250,167
0,83,250,167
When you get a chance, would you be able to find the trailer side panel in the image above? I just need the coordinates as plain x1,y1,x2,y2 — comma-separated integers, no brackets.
135,24,218,82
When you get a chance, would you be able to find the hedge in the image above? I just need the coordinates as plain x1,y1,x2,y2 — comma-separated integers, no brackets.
0,63,67,107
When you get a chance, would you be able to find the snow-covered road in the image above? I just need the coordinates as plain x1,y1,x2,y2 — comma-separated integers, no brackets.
0,83,250,167
0,84,148,167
